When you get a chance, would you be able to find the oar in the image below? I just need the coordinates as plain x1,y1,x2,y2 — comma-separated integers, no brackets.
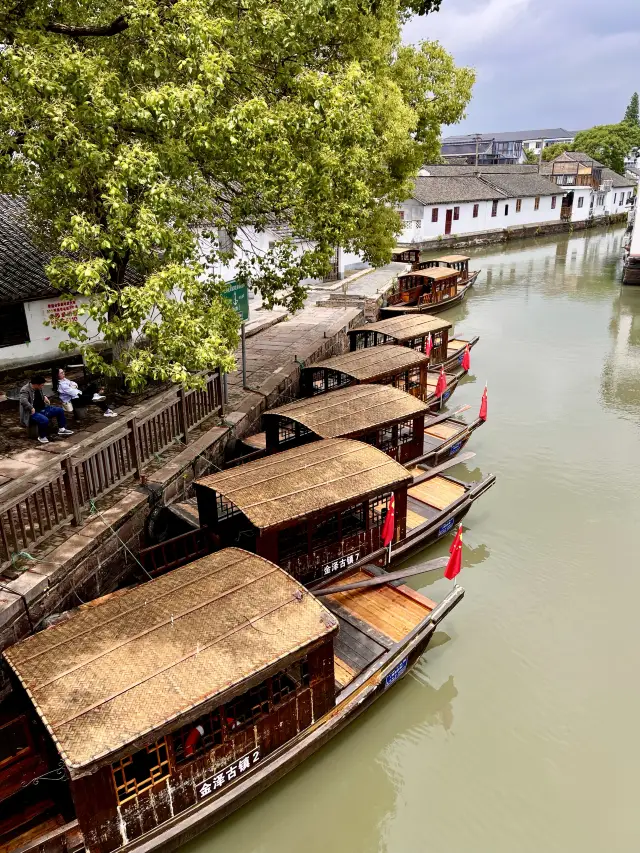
315,557,449,596
424,404,471,429
415,451,476,479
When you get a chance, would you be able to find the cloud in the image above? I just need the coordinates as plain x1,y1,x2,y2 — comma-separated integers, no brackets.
403,0,640,134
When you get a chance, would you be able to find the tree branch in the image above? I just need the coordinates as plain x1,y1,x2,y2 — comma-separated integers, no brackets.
45,15,128,36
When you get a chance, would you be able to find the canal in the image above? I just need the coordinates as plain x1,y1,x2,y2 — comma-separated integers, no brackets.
188,226,640,853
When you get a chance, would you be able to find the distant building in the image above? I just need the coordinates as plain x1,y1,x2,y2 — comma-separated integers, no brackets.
396,159,633,244
441,128,576,165
540,152,635,221
396,167,563,242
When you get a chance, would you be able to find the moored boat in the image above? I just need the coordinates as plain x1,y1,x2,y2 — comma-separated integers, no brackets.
0,548,463,853
299,345,460,411
382,265,472,317
414,254,480,289
143,438,495,584
347,314,479,373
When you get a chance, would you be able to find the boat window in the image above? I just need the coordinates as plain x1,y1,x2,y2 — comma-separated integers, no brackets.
407,367,421,393
378,425,396,452
369,492,392,529
393,372,408,392
0,717,32,769
341,503,367,537
216,493,241,521
311,370,326,395
271,671,297,706
311,513,341,549
172,710,223,766
112,739,170,805
225,683,270,732
411,338,423,352
360,431,378,447
397,419,414,444
326,370,344,391
355,333,368,350
278,418,297,445
278,522,308,560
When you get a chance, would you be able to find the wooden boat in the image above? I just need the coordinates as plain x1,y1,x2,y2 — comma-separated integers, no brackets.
0,548,463,853
299,345,460,412
347,314,479,373
383,266,468,317
144,438,495,585
237,385,482,468
414,255,481,289
391,246,421,264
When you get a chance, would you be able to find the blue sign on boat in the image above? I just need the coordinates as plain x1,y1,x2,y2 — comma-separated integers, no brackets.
385,657,408,688
449,441,463,456
438,517,455,537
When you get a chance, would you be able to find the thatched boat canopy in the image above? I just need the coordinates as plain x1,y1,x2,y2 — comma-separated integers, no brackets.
433,255,470,263
3,549,336,774
196,438,412,529
399,267,458,281
350,314,451,342
265,384,429,438
312,344,427,382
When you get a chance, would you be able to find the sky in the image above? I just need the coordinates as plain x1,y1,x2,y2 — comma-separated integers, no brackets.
403,0,640,136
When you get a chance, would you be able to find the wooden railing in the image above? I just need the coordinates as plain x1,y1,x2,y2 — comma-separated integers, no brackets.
0,372,222,569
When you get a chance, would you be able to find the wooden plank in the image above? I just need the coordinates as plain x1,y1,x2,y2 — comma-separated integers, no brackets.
333,657,356,689
424,422,462,440
406,508,428,530
324,599,394,649
408,475,466,510
329,587,423,641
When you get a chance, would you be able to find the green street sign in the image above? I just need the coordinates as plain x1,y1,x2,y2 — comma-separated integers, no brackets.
222,279,249,322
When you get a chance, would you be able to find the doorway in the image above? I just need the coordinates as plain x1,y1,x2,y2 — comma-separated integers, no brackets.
445,209,453,235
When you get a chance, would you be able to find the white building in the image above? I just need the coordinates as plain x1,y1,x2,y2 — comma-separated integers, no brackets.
396,167,563,243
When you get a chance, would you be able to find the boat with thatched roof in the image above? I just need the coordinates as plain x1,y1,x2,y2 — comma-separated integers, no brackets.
0,547,463,853
299,345,460,411
347,314,479,373
141,438,495,584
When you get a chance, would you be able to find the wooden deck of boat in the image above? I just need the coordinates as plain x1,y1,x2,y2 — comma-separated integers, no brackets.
424,420,464,441
242,431,267,450
409,475,466,511
447,338,468,355
323,570,435,690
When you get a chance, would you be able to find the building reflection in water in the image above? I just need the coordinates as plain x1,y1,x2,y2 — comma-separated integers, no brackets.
601,286,640,419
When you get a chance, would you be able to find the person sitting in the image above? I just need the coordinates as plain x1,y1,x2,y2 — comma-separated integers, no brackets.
20,375,74,444
55,369,117,418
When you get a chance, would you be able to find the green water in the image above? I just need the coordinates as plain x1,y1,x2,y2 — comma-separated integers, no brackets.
187,226,640,853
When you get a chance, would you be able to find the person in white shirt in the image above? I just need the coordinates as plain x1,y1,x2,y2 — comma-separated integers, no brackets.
54,369,118,418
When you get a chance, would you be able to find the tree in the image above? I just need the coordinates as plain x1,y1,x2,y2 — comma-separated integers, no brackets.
523,148,539,164
623,92,639,126
0,0,473,390
541,142,573,162
572,123,640,174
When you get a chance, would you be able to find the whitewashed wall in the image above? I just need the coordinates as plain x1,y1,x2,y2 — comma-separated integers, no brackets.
0,296,101,370
397,193,562,241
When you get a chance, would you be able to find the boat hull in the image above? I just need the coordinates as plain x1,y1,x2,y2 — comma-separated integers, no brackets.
380,278,475,319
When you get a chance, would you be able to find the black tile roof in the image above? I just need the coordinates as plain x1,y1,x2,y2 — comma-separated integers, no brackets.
443,128,576,144
0,195,142,305
409,171,561,205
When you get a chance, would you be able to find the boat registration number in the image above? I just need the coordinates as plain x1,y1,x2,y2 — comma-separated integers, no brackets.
385,658,408,688
320,551,360,578
197,749,261,799
448,440,462,456
438,517,455,537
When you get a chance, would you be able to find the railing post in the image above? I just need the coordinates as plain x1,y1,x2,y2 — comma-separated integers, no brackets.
62,456,82,526
128,417,142,478
215,370,224,415
178,388,189,445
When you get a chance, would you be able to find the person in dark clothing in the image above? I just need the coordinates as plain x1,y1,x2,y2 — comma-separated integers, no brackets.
19,375,74,444
55,369,117,418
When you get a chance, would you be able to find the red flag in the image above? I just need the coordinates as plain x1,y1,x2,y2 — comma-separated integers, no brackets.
479,385,488,422
461,344,470,372
381,494,395,547
425,333,433,359
449,524,461,555
435,367,447,397
444,525,463,580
